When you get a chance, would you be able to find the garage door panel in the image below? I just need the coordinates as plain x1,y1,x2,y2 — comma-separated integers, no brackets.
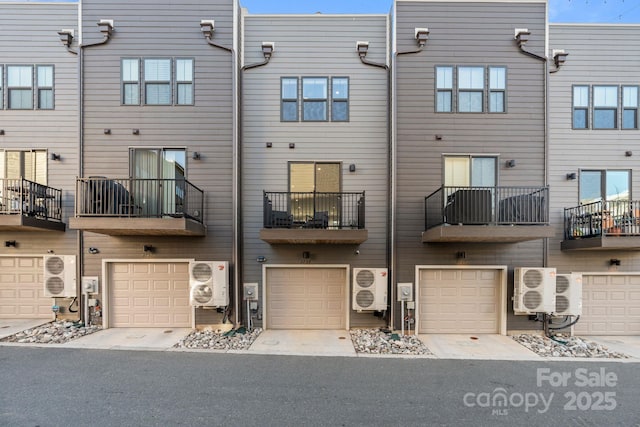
0,257,52,320
575,275,640,336
109,262,191,328
418,268,501,334
266,267,346,330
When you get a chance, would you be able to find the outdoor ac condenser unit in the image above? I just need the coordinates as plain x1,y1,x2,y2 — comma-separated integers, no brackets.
513,267,556,314
189,261,229,307
555,273,582,316
43,255,76,298
352,268,388,311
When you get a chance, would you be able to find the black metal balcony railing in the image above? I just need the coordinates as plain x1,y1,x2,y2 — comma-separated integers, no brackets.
564,200,640,240
0,178,63,221
263,191,365,229
425,186,549,229
75,177,204,222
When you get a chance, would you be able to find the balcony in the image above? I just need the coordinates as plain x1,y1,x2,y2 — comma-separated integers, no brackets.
561,200,640,251
422,186,553,243
69,177,205,236
0,179,66,232
259,191,368,244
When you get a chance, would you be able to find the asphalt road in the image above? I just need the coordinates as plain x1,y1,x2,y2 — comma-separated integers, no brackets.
0,347,638,426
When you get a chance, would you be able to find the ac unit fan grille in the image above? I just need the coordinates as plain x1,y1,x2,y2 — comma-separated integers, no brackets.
192,284,213,304
192,263,213,282
556,276,570,293
46,277,65,296
522,269,543,289
523,290,542,310
356,270,375,288
556,295,569,313
46,256,65,275
355,289,375,308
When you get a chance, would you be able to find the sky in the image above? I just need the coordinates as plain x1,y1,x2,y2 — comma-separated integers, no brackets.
2,0,640,24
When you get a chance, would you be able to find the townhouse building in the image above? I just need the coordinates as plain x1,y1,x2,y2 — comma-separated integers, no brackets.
0,0,638,338
0,3,79,321
548,23,640,335
393,0,551,334
241,12,390,330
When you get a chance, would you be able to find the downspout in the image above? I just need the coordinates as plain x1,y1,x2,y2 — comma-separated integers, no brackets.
517,31,548,268
200,14,238,325
389,24,428,331
356,39,391,327
75,16,115,324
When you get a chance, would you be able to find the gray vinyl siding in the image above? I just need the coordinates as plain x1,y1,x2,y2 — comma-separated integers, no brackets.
80,0,236,320
242,15,389,328
394,1,547,330
0,3,79,256
548,24,640,272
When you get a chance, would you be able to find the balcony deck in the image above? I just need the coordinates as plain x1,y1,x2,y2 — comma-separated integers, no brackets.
561,200,640,251
70,177,205,236
423,186,551,243
260,191,367,245
0,179,66,232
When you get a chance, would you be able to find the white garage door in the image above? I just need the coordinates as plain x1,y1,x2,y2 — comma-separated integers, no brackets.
0,257,52,319
108,262,191,328
574,274,640,336
266,267,347,330
418,268,501,334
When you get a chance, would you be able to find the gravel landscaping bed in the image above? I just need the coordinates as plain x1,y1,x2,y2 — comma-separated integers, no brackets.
350,328,432,355
174,327,262,350
0,321,101,344
512,334,630,359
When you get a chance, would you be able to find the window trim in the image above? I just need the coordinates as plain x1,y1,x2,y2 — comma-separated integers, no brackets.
572,84,590,130
175,57,195,106
592,85,618,130
331,76,349,122
435,65,454,113
36,65,55,110
6,64,34,110
0,65,3,110
281,77,299,122
121,58,141,106
488,66,507,114
457,66,485,113
302,76,328,122
622,85,638,130
143,58,172,106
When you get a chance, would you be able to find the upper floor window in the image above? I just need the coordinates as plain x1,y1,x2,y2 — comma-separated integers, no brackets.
122,59,140,105
458,67,484,113
579,169,630,204
144,59,171,105
0,149,47,184
593,86,617,129
489,67,506,113
444,155,496,188
7,65,33,110
302,77,328,121
573,85,589,129
622,86,638,129
436,65,506,113
436,66,453,113
281,77,298,121
175,59,194,105
121,58,193,106
37,65,54,110
331,77,349,121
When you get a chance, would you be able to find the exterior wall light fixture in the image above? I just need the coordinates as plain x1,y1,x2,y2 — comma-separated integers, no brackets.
551,49,569,73
51,153,61,161
610,258,621,266
566,172,577,180
506,159,516,168
5,240,17,248
415,28,429,47
514,28,531,48
192,152,201,160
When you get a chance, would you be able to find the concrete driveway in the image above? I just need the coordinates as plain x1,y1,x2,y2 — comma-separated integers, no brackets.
0,319,51,340
419,334,541,360
242,330,356,357
59,327,192,351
